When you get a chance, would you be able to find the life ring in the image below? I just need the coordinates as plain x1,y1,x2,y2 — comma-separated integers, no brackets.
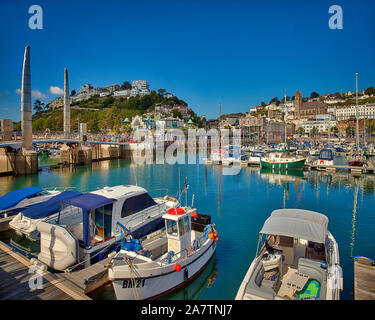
167,208,185,215
319,160,324,165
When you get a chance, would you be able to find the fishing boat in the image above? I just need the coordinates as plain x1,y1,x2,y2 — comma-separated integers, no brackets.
34,185,179,271
313,149,334,169
236,209,343,300
0,186,62,218
108,206,218,300
260,152,306,170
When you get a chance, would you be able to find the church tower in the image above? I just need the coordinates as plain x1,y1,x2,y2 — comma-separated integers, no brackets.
294,90,302,119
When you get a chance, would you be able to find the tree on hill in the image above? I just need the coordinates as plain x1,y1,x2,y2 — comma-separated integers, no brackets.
121,81,132,90
157,89,166,95
33,100,44,113
333,92,342,99
365,86,375,96
172,109,183,119
269,97,279,105
71,89,76,96
310,92,320,99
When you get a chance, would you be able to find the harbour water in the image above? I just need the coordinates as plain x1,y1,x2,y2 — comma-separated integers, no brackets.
0,155,374,300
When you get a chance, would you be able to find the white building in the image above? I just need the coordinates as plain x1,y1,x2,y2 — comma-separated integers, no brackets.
131,80,151,96
335,104,375,121
114,90,131,97
301,115,337,134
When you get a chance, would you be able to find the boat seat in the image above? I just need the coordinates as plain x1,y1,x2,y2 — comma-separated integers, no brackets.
245,261,276,300
297,258,327,300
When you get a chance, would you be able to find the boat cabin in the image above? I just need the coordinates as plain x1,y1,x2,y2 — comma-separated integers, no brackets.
37,185,176,271
163,208,192,258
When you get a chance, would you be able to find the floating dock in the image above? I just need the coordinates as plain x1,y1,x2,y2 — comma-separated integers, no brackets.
0,237,112,300
354,256,375,300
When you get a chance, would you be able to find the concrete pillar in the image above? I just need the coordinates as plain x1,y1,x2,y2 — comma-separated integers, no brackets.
21,45,32,149
64,68,70,138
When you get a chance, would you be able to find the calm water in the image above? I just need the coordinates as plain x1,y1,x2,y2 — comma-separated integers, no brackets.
1,155,374,300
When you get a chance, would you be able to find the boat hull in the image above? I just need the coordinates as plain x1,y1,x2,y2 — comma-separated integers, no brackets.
261,159,306,170
110,241,216,300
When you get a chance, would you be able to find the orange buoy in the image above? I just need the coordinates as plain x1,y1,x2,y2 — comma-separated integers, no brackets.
209,233,214,239
191,212,198,218
213,232,218,238
174,264,182,272
214,237,219,242
190,249,195,254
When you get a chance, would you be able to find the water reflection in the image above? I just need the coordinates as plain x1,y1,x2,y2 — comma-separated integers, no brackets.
350,177,360,259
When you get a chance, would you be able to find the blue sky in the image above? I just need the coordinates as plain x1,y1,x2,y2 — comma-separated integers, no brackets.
0,0,374,121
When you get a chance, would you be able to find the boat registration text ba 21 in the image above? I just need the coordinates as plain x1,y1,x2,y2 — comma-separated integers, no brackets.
140,304,233,318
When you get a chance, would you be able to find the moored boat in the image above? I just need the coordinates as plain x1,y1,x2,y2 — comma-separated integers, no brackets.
260,152,306,170
108,207,218,300
236,209,343,300
33,185,179,271
313,148,334,168
0,186,62,218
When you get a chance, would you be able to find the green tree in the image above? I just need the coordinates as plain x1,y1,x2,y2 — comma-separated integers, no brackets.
33,100,44,113
365,86,375,96
157,89,166,95
172,109,183,119
297,127,305,135
121,81,132,90
310,92,320,99
71,89,76,96
330,126,339,136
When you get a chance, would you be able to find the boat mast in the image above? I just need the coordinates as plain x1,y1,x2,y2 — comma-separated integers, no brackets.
356,72,359,152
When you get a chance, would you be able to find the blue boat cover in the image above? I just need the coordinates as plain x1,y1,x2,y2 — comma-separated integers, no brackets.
0,186,43,210
62,194,117,247
22,190,82,219
62,193,116,212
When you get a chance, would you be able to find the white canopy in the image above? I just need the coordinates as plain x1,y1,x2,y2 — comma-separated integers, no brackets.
260,209,329,243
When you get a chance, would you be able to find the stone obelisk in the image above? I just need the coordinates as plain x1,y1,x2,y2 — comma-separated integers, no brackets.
64,68,70,138
17,45,37,175
21,45,32,149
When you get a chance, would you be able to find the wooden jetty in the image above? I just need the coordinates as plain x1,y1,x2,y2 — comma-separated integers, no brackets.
354,256,375,300
0,238,113,300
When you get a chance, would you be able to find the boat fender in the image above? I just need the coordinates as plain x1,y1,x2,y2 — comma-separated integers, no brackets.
174,264,182,272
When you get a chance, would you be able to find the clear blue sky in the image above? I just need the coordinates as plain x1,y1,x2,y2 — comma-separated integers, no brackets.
0,0,374,121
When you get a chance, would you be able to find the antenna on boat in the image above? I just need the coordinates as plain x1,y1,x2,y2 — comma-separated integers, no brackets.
191,193,195,208
184,177,189,207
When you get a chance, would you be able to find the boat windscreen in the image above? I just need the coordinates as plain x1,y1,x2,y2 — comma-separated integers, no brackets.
121,193,157,218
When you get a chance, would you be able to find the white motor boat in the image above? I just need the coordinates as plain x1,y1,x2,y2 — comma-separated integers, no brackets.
248,150,264,166
108,207,218,300
236,209,343,300
313,149,334,169
0,186,62,218
9,190,82,239
35,185,179,271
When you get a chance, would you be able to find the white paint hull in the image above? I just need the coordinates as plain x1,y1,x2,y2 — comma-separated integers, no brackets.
110,241,216,300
